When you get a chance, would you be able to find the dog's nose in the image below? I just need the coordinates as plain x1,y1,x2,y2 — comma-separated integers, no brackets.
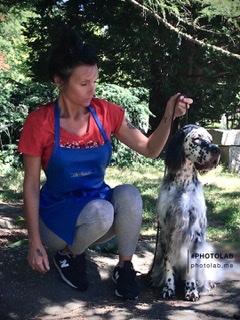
210,144,221,155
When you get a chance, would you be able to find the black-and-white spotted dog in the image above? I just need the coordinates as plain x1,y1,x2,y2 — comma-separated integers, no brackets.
150,124,221,301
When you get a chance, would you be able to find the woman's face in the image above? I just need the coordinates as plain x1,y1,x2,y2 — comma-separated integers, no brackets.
57,64,98,108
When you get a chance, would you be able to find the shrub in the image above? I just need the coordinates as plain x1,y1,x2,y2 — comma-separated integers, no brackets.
96,84,154,167
0,76,56,168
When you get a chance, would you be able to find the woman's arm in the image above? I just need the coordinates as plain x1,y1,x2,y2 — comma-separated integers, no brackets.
115,94,193,158
23,154,50,273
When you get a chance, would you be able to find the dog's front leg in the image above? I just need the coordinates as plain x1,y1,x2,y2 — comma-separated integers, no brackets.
184,249,200,301
185,278,200,301
162,259,175,299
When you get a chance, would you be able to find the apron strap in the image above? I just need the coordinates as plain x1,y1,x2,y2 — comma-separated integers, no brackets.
54,101,110,144
53,100,61,151
89,105,110,143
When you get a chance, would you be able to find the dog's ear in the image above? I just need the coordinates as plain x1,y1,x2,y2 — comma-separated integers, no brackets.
165,128,186,172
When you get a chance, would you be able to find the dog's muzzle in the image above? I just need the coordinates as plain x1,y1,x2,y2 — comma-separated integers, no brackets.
194,144,221,171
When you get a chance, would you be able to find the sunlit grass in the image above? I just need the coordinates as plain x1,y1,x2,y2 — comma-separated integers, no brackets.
106,163,240,246
1,161,239,246
199,165,240,247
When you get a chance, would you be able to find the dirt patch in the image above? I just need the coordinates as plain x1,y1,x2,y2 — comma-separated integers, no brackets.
0,202,240,320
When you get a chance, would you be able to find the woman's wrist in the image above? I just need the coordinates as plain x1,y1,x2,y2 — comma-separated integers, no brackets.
162,113,173,124
28,234,42,246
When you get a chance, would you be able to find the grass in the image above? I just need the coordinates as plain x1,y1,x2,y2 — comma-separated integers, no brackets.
1,161,239,247
198,167,240,247
105,162,240,247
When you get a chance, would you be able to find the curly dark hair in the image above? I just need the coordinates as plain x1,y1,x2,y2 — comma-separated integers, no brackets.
48,28,98,83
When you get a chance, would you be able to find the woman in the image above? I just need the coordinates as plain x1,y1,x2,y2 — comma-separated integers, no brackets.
18,29,193,300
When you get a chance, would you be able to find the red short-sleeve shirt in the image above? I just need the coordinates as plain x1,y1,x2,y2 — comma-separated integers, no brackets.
18,98,125,171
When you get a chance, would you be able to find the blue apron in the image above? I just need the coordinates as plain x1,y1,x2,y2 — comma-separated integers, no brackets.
39,101,113,244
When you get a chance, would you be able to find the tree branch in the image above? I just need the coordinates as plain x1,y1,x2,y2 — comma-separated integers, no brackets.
127,0,240,60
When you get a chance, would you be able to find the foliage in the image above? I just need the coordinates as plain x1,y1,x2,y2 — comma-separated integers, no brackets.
19,0,240,130
0,75,27,167
0,7,33,167
0,7,32,80
96,84,151,131
0,161,24,201
1,0,240,169
0,73,57,167
96,83,153,167
140,0,240,56
128,0,240,128
196,0,240,21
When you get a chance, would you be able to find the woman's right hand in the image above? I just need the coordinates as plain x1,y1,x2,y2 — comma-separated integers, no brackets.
28,240,50,273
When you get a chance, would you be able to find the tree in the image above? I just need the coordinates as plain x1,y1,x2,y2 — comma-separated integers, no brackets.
128,0,240,59
0,5,55,166
2,0,240,130
126,0,240,128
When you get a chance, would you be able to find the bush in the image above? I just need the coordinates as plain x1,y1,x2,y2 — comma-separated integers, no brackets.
0,75,56,168
96,83,154,167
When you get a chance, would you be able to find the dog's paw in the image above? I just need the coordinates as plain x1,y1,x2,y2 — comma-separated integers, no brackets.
198,280,216,293
185,288,200,301
162,285,175,299
185,281,200,301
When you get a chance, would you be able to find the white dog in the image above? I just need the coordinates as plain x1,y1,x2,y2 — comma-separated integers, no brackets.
150,124,221,301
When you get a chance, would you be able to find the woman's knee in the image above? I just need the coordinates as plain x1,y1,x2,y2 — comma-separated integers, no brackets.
114,184,141,199
111,184,143,215
78,199,114,231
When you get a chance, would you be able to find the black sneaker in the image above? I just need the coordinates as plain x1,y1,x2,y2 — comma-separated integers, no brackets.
53,251,88,291
112,261,139,300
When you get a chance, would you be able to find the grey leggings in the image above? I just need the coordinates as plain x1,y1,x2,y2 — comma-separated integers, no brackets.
39,184,142,256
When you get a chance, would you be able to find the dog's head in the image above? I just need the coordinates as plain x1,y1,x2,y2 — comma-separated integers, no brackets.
165,124,220,172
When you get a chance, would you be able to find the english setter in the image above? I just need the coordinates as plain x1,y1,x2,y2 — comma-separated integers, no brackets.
150,124,221,301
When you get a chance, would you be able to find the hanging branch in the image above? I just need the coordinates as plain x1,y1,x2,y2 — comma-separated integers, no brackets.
127,0,240,60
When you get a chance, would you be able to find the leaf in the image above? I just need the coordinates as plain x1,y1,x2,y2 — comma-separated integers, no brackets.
8,238,28,248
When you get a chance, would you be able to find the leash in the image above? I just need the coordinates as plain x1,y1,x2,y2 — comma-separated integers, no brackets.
169,94,189,145
164,93,182,175
149,94,189,275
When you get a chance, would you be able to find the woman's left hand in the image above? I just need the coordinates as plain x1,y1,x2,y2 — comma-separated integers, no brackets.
165,93,193,119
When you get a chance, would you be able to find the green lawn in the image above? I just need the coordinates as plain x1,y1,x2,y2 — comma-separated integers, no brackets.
1,161,240,247
106,163,240,247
